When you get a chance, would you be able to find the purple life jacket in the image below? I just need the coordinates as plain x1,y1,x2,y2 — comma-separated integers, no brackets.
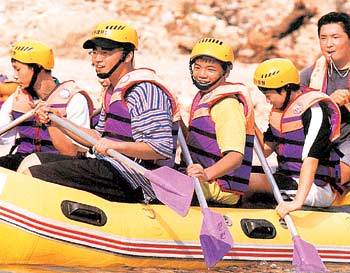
102,68,180,169
187,82,255,194
11,81,93,154
269,91,344,194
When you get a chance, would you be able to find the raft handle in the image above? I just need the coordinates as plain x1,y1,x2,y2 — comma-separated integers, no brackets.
61,200,107,226
240,218,276,239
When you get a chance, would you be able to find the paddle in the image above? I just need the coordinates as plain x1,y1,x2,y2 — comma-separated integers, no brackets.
0,108,36,136
177,128,233,267
253,138,327,273
49,113,194,217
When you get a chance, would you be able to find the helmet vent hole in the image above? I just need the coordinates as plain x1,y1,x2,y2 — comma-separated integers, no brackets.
15,46,33,52
198,38,223,45
105,25,126,31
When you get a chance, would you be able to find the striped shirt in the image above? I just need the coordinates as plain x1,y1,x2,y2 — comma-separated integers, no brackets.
97,82,174,202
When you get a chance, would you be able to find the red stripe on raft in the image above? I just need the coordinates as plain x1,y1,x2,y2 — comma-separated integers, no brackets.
1,205,350,261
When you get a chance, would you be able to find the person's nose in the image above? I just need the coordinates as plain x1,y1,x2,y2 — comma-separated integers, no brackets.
265,95,271,104
197,68,208,79
326,37,334,48
13,73,19,82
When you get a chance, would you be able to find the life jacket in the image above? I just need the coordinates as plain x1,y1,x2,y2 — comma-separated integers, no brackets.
187,82,255,194
90,106,102,129
102,68,180,169
11,81,93,154
269,91,344,194
309,56,350,112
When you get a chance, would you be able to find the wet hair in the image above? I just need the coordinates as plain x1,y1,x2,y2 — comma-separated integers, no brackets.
318,12,350,38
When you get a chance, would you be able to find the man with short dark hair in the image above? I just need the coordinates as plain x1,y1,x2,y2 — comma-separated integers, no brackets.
22,20,180,203
300,12,350,186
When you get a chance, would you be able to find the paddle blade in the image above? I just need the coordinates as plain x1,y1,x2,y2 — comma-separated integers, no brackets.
144,167,194,217
199,208,234,267
292,235,327,273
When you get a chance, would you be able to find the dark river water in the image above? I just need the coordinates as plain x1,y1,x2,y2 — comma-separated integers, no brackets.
1,262,349,273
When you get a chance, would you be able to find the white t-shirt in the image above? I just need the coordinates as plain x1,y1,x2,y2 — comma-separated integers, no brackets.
0,92,90,155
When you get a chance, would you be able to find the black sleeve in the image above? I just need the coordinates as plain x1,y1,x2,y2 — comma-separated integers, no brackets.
301,102,332,159
263,125,276,143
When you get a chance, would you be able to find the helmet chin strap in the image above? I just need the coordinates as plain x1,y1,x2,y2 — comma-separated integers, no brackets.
97,52,128,79
192,76,222,91
26,65,42,99
280,89,291,111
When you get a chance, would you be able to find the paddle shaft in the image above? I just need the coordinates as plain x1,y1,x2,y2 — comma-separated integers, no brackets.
253,138,298,236
49,114,146,175
178,128,208,209
0,109,36,136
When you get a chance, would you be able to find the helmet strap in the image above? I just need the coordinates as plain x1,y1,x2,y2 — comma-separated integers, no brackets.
26,64,42,99
192,75,222,90
280,89,292,111
97,51,129,79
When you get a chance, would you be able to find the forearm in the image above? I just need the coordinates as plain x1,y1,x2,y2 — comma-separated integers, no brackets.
205,151,243,181
52,119,101,147
294,157,319,206
48,127,86,156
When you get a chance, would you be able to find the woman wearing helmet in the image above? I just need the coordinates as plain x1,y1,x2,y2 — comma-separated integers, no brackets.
183,38,255,206
0,40,93,170
24,20,180,203
251,58,344,217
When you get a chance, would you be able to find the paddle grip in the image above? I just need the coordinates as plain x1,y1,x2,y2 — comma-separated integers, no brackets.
49,114,146,175
178,128,208,209
253,138,298,236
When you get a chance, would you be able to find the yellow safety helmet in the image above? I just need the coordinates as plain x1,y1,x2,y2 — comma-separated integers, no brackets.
190,38,234,64
83,20,138,50
10,40,54,70
253,58,300,89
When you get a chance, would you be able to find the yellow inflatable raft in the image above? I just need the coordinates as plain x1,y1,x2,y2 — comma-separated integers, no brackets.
0,167,349,269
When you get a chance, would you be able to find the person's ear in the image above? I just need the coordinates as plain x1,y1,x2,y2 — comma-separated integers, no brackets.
224,64,232,78
124,51,134,63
